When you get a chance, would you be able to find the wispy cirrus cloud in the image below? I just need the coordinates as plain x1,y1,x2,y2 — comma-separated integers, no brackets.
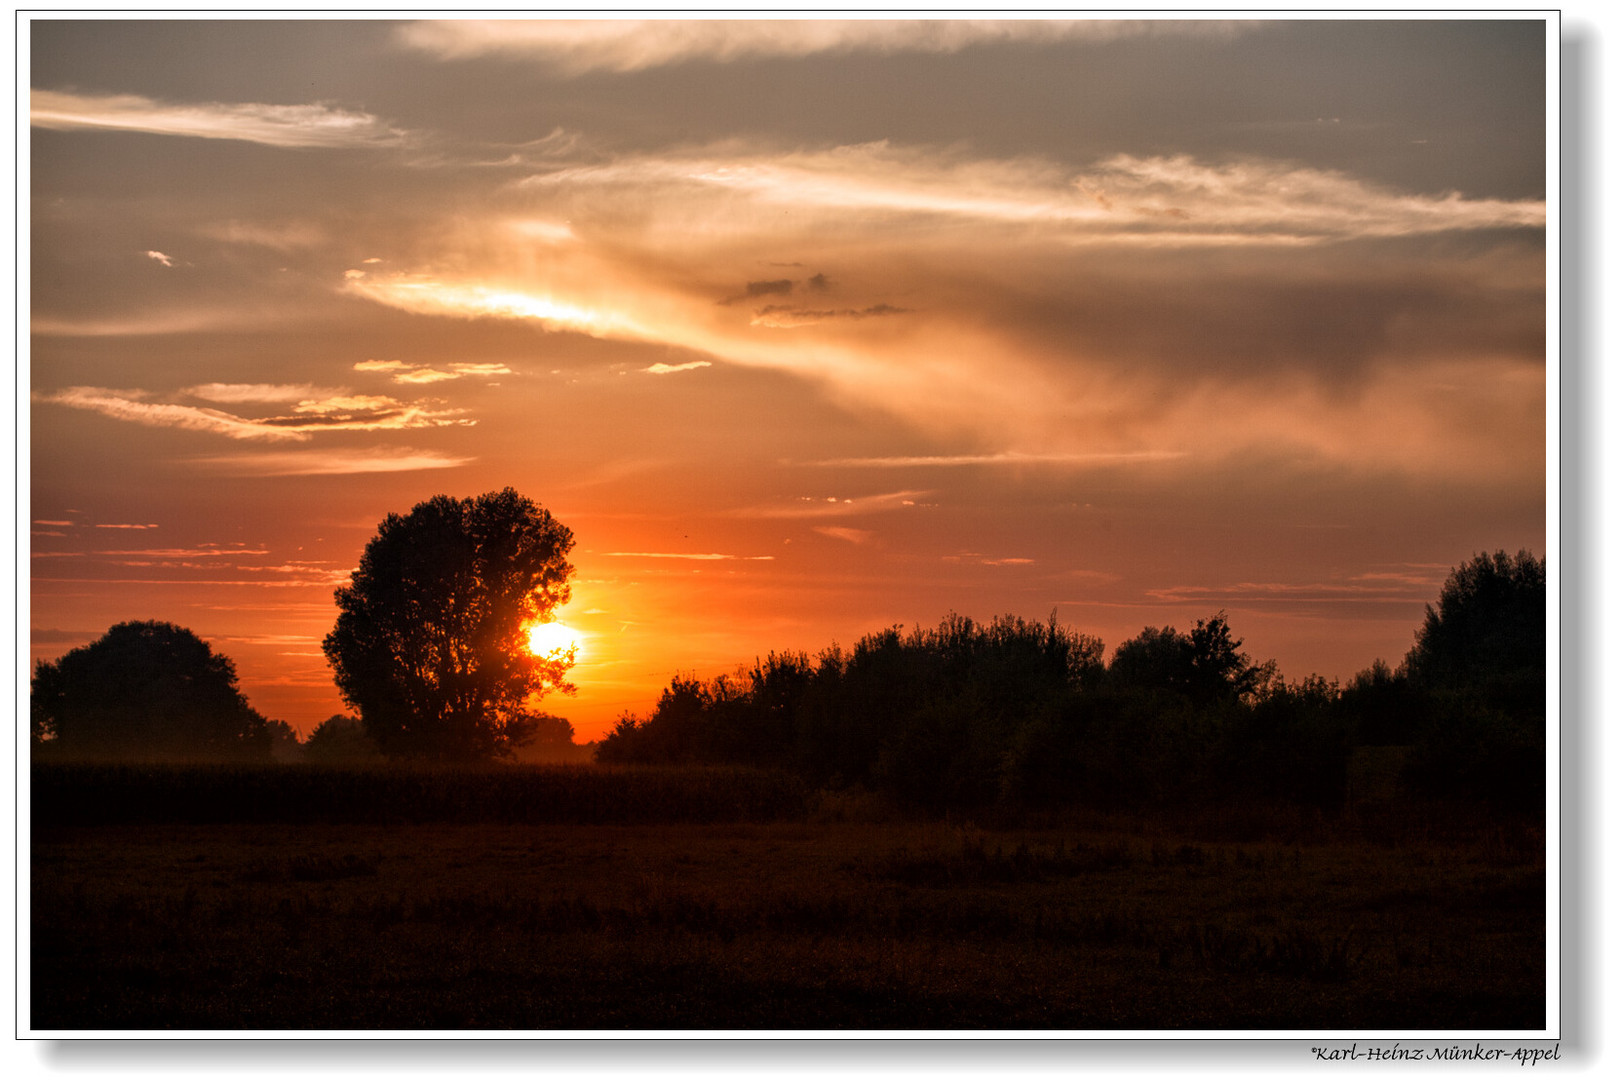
32,575,345,589
397,19,1249,74
187,383,348,404
32,312,233,337
1068,154,1546,240
814,451,1186,468
738,491,929,519
812,526,874,545
343,275,650,339
352,359,514,385
645,360,712,375
520,144,1543,243
95,546,270,558
30,89,405,148
751,304,907,328
35,387,307,441
1145,580,1440,605
35,386,471,441
189,447,475,476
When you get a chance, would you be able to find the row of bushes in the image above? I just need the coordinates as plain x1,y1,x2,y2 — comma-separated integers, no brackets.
597,553,1546,817
32,551,1543,819
596,613,1357,812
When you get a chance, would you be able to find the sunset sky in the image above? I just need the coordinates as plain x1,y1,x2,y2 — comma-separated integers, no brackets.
27,17,1550,741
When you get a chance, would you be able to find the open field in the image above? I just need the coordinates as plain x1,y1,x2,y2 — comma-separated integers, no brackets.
30,767,1544,1031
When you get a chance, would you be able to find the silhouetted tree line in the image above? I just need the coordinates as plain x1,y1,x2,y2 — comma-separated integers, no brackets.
1346,549,1546,813
29,623,579,765
599,551,1546,816
31,548,1543,815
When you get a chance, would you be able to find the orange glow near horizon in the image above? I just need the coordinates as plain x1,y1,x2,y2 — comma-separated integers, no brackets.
27,20,1549,749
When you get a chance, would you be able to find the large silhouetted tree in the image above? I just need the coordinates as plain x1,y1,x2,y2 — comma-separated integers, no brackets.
1404,549,1545,709
1399,549,1547,811
30,620,272,760
322,488,576,760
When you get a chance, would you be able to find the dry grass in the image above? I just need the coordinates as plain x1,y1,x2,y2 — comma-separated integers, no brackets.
31,761,811,825
32,809,1544,1030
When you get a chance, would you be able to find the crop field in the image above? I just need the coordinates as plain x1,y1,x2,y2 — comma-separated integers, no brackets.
29,765,1544,1031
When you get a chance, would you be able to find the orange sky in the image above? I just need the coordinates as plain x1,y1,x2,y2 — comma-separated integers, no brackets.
28,18,1549,740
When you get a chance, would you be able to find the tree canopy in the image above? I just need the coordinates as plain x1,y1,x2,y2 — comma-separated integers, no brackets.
1405,549,1545,696
1108,612,1268,705
31,620,272,761
322,488,576,760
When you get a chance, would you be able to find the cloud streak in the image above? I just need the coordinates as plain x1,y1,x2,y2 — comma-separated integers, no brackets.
36,386,472,441
95,547,271,558
352,359,515,385
520,145,1542,243
1145,580,1443,604
813,526,874,545
814,452,1186,468
31,89,405,148
645,360,712,375
739,491,929,518
187,383,348,404
398,19,1249,73
189,448,476,476
344,275,649,339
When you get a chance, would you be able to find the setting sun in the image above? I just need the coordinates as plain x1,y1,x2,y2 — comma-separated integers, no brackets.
526,620,582,659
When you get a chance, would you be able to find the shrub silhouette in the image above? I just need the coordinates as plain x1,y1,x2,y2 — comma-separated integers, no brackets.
1106,626,1188,697
598,551,1543,817
31,620,272,761
1222,675,1352,811
265,719,303,763
1000,685,1210,809
1338,659,1427,746
302,714,383,763
1108,612,1269,705
602,613,1111,808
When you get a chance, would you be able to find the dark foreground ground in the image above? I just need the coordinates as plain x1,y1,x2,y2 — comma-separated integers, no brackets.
31,794,1543,1030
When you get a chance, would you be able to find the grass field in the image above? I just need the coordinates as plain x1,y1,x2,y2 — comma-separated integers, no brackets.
29,765,1545,1031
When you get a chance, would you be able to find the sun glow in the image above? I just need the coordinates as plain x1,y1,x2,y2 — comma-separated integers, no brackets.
344,275,643,339
526,620,583,659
